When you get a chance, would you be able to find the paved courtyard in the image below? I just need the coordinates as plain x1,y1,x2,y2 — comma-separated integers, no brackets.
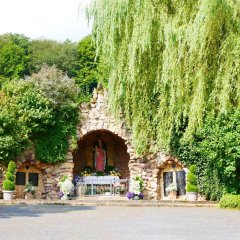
0,205,239,240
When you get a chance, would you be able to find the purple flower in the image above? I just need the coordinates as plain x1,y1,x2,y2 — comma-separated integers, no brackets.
139,193,144,199
59,191,64,199
127,192,134,199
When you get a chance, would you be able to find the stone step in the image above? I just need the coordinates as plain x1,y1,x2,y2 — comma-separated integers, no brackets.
0,198,217,208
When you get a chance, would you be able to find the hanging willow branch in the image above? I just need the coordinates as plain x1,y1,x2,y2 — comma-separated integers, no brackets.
87,0,240,154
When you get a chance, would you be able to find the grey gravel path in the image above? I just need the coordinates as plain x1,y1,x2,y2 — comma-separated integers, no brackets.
0,205,239,240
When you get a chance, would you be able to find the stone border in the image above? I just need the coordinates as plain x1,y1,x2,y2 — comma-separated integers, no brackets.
0,198,217,208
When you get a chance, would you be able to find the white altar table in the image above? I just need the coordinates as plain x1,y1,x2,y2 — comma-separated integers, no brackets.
80,176,120,195
83,176,120,184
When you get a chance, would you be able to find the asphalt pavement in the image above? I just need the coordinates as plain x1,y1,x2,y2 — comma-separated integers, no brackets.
0,205,239,240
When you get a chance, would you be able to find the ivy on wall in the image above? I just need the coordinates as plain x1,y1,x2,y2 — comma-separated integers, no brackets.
173,111,240,200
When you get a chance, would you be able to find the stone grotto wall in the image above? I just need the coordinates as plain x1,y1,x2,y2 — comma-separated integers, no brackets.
14,147,74,200
75,88,186,200
0,87,185,200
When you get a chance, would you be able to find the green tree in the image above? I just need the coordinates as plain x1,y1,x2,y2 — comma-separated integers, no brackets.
175,111,240,200
28,39,79,78
0,66,79,164
0,81,51,163
24,66,79,163
75,36,99,102
0,33,30,81
87,0,240,154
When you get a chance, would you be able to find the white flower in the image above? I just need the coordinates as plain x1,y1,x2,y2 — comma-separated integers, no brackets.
60,179,74,195
130,180,141,194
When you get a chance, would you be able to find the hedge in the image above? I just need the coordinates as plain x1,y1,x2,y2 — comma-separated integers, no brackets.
219,194,240,210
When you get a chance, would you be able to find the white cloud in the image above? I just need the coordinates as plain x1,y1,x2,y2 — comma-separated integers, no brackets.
0,0,92,42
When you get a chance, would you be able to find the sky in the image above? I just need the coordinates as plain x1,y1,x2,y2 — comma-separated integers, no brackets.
0,0,92,42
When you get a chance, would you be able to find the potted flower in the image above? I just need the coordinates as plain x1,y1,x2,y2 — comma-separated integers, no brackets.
127,176,144,200
166,183,177,200
24,182,35,199
59,175,74,200
74,176,87,197
186,165,199,201
2,161,16,200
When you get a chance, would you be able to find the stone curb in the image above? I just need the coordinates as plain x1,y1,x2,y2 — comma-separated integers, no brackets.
0,199,217,208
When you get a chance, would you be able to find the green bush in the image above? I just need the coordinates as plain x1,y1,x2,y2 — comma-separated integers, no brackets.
5,172,14,182
187,173,197,186
189,165,197,173
2,160,16,191
219,194,240,210
186,184,199,193
175,111,240,200
186,165,199,193
3,179,15,191
8,161,16,173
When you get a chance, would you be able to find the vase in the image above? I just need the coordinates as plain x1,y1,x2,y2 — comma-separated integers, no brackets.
61,194,70,200
168,191,177,200
2,190,15,201
186,192,198,201
133,195,140,200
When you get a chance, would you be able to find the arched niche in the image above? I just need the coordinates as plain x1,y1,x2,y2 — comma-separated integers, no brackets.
157,159,186,200
73,129,130,179
15,161,43,199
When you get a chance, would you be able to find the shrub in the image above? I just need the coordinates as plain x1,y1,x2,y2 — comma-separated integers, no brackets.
8,161,16,173
5,172,14,182
219,194,240,210
187,173,197,186
3,180,15,191
186,165,198,192
175,111,240,200
25,182,35,194
2,161,16,191
186,184,199,193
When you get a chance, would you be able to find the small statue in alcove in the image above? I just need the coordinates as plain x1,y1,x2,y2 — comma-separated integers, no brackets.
93,139,106,172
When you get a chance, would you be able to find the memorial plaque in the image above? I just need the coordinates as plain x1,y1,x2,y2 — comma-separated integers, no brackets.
16,172,26,185
176,170,186,196
163,172,173,196
29,173,39,186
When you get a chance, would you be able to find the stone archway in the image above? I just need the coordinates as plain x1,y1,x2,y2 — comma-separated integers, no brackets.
74,88,187,200
73,129,130,178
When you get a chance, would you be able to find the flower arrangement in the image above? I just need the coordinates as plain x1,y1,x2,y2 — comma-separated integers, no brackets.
25,182,35,194
74,175,87,196
166,183,177,193
127,176,144,200
80,165,121,177
59,175,74,200
109,168,121,177
80,166,93,176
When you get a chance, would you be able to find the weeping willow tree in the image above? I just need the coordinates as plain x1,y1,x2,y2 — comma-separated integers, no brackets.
87,0,240,155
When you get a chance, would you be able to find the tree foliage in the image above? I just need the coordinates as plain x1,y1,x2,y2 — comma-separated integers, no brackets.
0,33,104,101
87,0,240,198
28,39,79,78
75,36,99,101
0,66,79,164
0,33,30,82
87,0,240,154
174,111,240,200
